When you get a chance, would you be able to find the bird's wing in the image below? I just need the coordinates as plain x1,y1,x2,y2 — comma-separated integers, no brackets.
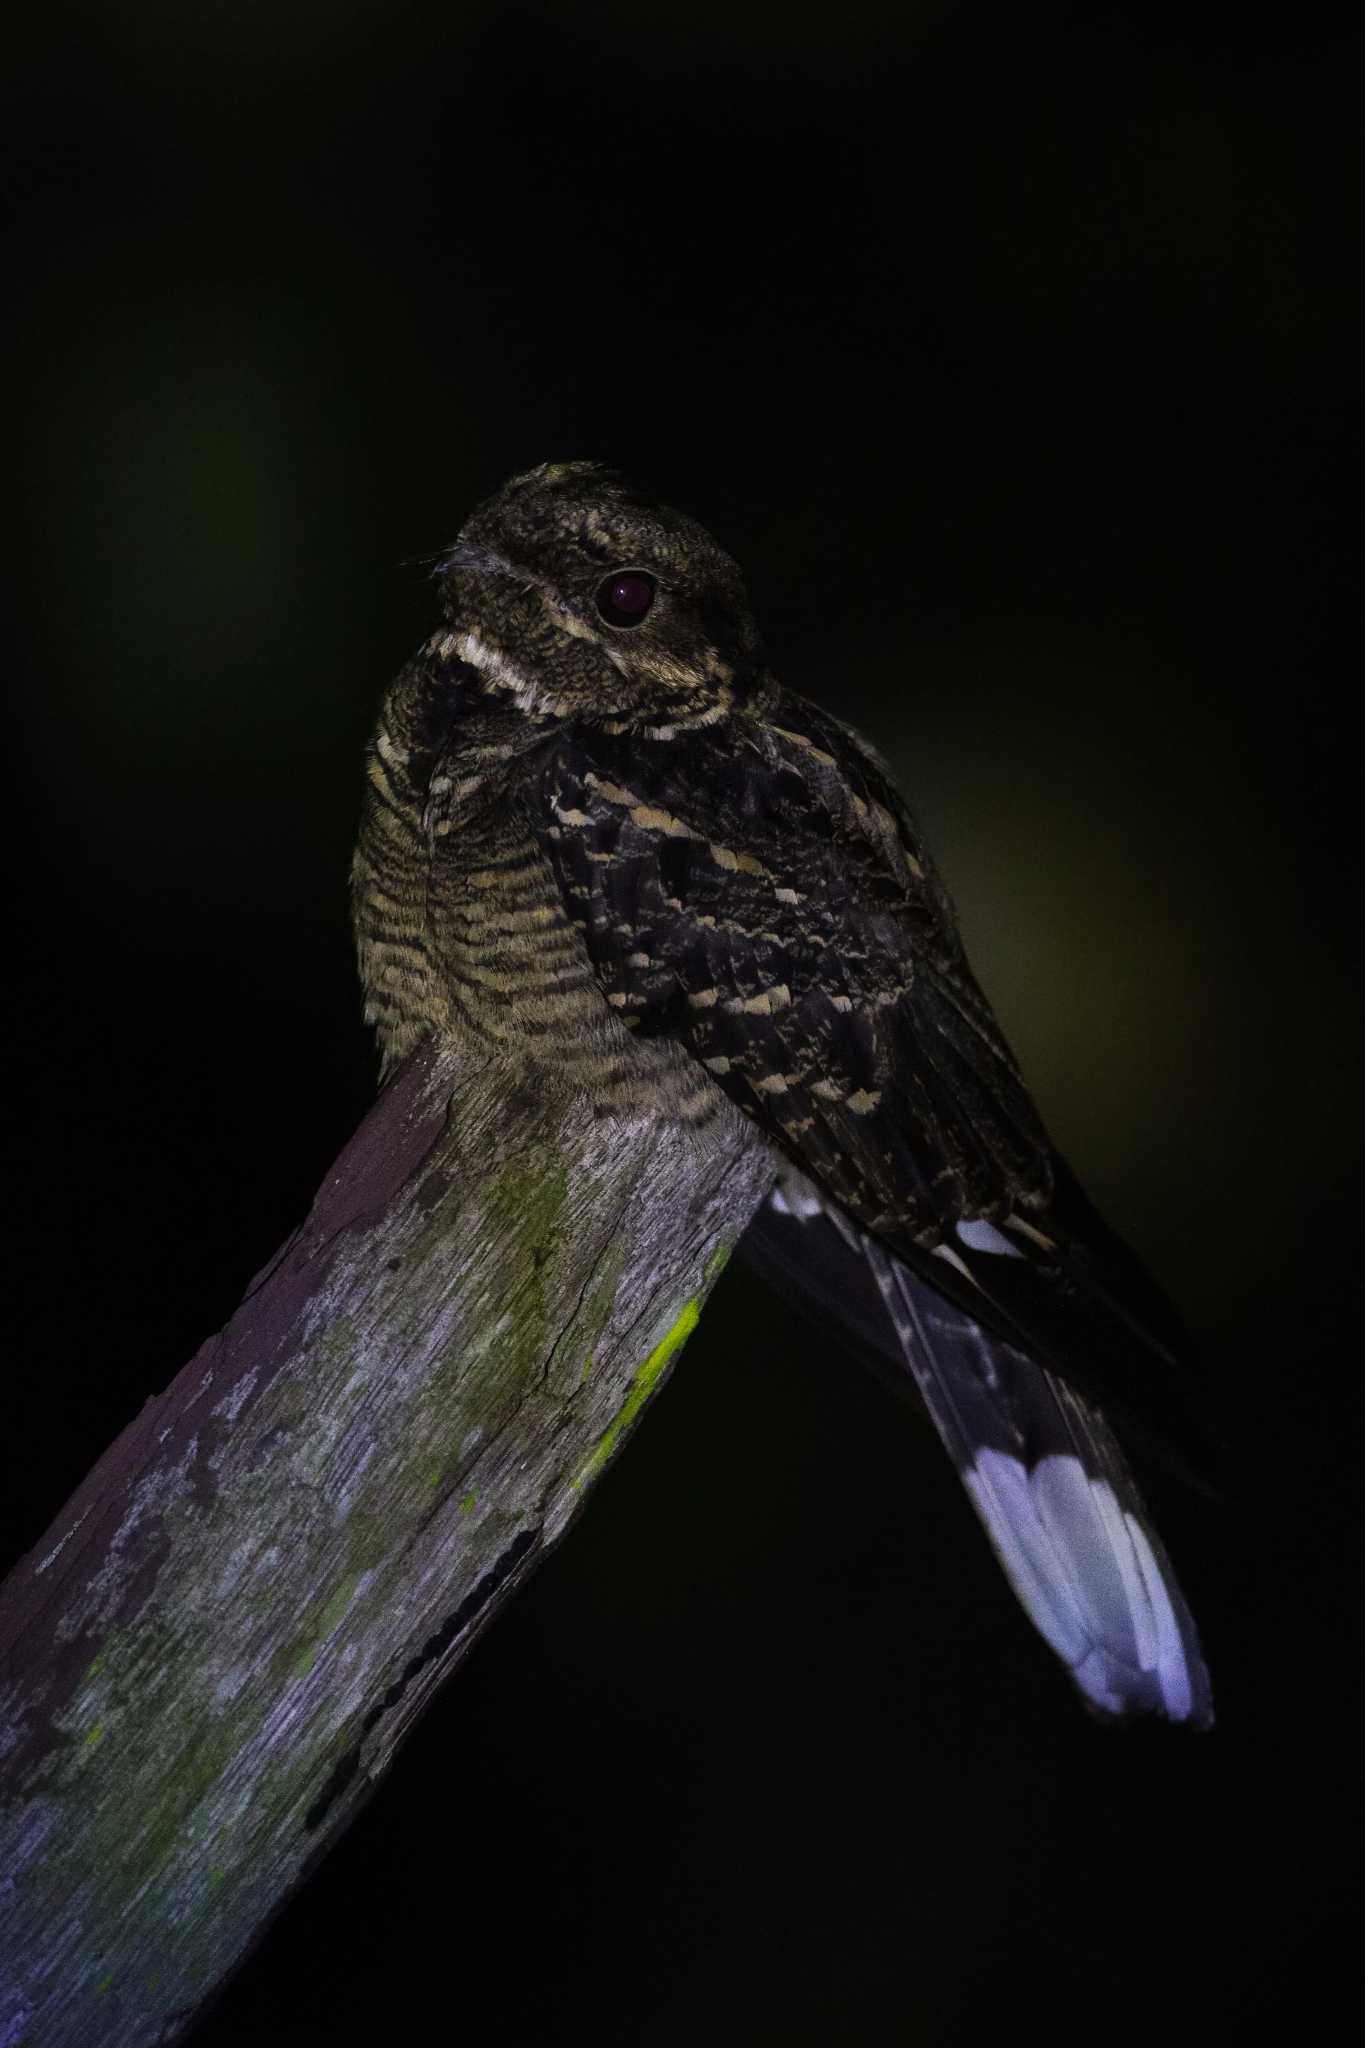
533,698,1213,1721
532,692,1209,1470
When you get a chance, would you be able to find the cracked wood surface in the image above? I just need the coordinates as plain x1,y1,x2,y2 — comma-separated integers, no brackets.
0,1039,772,2047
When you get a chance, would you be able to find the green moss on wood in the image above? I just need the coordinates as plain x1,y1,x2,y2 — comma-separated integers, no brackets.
573,1295,701,1489
484,1145,571,1392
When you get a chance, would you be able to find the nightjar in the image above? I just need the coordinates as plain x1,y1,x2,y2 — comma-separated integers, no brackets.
352,460,1213,1725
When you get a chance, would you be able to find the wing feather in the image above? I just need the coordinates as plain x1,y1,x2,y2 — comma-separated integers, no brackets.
534,694,1211,1473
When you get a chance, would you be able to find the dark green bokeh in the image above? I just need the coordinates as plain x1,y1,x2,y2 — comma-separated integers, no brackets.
4,3,1360,2041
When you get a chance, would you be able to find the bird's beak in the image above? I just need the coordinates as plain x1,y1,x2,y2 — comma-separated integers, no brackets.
436,538,510,580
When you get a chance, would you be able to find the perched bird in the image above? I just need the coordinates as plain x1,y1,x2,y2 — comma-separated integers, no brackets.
352,460,1214,1726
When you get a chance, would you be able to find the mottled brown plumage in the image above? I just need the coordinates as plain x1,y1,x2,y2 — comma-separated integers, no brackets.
354,462,1040,1204
352,460,1213,1723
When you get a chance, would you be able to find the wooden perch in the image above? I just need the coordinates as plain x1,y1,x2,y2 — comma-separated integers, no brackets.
0,1039,773,2047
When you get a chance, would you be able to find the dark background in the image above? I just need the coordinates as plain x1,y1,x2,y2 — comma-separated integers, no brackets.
4,3,1362,2040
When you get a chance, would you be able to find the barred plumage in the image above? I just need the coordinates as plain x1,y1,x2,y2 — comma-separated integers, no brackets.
352,460,1213,1724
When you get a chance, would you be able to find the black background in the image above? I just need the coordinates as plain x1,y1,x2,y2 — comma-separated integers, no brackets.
4,3,1362,2040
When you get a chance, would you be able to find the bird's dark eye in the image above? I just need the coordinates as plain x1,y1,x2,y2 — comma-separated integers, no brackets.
595,570,656,627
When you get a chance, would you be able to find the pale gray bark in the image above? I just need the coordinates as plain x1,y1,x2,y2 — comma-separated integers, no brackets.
0,1040,773,2047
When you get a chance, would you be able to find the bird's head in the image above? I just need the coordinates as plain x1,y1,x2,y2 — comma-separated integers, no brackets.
437,461,767,733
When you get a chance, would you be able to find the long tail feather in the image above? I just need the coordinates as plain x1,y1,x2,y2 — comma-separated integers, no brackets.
861,1236,1213,1725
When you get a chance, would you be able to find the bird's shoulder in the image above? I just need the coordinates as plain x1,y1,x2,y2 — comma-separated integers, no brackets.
532,687,935,919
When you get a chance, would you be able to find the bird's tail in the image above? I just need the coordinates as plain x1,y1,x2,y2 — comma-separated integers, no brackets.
755,1182,1213,1725
861,1237,1213,1725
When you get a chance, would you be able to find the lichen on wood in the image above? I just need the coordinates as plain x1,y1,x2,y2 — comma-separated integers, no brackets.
0,1040,772,2047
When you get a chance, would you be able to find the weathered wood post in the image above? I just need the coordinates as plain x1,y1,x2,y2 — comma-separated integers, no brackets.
0,1038,772,2046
